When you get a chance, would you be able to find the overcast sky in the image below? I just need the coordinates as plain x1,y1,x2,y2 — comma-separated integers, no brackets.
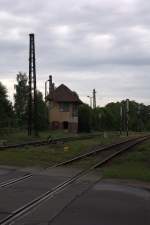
0,0,150,106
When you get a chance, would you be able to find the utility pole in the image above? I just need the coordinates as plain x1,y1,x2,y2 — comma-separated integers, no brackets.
45,75,52,101
28,33,38,136
93,89,96,109
120,104,123,135
122,101,125,132
87,95,93,108
137,105,142,132
126,99,129,136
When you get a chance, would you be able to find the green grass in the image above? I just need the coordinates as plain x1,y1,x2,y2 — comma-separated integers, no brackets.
0,129,144,145
0,130,81,144
0,133,126,168
0,129,107,145
102,140,150,182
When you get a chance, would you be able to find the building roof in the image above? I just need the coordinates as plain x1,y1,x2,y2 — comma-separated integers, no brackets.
47,84,82,103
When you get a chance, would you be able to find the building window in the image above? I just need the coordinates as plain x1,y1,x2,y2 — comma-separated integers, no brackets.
72,104,78,117
59,102,70,112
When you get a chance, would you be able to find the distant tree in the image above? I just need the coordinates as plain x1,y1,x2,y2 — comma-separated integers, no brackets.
128,101,150,132
78,100,150,133
105,102,121,130
36,91,48,130
91,107,102,131
0,82,14,128
14,72,29,127
98,106,115,131
78,104,92,132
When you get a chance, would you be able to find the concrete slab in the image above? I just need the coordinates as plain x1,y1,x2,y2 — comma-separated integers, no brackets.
50,180,150,225
0,164,149,225
13,173,100,225
0,167,29,183
13,179,150,225
0,167,81,222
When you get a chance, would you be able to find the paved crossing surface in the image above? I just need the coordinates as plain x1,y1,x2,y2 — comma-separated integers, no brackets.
0,167,150,225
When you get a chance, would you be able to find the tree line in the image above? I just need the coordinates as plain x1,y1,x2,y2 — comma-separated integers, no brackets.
78,101,150,132
1,72,150,133
0,72,48,132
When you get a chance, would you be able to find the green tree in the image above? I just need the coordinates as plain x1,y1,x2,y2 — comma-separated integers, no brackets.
0,82,14,128
14,72,29,127
36,91,48,130
78,100,150,133
91,107,102,131
78,104,92,132
105,102,121,130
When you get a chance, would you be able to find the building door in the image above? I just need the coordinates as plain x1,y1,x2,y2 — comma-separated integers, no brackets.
63,121,68,129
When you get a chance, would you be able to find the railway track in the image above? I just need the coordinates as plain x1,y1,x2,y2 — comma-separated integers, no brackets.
0,135,145,188
0,135,148,189
0,135,149,225
0,133,101,150
53,135,146,167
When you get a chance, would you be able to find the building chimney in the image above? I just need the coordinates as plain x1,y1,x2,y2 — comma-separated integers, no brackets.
52,83,55,92
49,75,52,95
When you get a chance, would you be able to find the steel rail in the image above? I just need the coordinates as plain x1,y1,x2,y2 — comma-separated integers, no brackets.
0,134,101,150
0,135,148,225
53,135,145,167
0,174,32,188
0,135,148,189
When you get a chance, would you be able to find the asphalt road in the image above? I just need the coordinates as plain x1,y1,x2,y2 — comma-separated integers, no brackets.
0,166,29,183
0,166,81,222
0,167,150,225
50,181,150,225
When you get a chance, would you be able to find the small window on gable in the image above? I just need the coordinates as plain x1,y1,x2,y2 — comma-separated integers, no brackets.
59,102,70,112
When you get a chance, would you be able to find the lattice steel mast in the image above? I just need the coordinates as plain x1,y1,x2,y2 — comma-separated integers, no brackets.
28,33,38,136
93,89,96,109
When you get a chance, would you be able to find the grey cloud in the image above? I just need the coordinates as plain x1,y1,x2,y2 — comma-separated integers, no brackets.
0,0,150,105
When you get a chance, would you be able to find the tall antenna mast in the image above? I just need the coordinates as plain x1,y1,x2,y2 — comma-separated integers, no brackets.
126,99,129,136
28,33,38,136
93,89,96,109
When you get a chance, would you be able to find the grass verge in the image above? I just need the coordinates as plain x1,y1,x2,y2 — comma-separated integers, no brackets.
0,133,125,168
0,130,78,144
102,139,150,182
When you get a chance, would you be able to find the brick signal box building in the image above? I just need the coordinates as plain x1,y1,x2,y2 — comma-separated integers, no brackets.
46,76,82,133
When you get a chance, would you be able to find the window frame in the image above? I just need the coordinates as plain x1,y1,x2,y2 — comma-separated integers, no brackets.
59,102,70,112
